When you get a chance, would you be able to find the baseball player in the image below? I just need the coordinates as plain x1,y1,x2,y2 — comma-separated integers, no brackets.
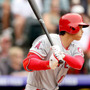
23,13,89,90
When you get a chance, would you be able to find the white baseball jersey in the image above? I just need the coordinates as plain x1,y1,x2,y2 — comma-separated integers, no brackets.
25,34,84,90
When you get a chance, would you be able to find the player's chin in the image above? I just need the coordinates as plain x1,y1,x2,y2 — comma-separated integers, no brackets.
76,37,82,41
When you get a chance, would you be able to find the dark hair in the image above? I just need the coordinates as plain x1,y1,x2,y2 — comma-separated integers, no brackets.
59,31,66,35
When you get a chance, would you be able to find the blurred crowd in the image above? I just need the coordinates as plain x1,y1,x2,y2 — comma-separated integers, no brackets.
0,0,90,76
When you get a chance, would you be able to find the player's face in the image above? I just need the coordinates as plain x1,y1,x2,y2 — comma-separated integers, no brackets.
72,26,83,40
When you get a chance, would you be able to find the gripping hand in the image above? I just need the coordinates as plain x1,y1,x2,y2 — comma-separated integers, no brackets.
49,45,65,69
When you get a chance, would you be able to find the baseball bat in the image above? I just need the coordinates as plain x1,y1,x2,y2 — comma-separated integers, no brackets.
28,0,53,46
28,0,63,64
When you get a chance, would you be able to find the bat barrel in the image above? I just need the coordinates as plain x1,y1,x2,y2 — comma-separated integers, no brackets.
28,0,54,46
39,19,53,46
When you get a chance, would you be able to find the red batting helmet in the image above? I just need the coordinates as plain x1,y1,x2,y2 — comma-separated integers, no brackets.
59,13,89,34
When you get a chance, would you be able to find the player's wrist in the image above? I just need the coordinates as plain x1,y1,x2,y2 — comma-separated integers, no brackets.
49,53,64,69
63,54,70,60
49,53,58,69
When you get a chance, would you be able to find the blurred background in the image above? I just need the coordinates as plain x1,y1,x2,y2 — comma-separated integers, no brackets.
0,0,90,90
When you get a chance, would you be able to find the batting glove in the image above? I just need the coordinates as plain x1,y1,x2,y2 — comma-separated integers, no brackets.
49,45,65,69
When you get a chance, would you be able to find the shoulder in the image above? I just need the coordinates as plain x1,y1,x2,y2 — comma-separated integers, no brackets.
32,34,59,46
49,33,60,39
32,34,47,43
70,42,84,56
33,34,59,42
32,34,48,46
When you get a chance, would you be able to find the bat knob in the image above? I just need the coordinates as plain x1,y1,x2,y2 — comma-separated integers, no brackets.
58,60,63,64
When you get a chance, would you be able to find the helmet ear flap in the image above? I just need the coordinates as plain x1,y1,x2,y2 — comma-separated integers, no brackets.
70,26,75,30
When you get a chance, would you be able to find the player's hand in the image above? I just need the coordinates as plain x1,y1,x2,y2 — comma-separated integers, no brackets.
51,45,65,61
49,45,65,69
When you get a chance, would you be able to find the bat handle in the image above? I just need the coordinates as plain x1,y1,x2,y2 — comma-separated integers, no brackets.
39,19,63,64
58,60,63,64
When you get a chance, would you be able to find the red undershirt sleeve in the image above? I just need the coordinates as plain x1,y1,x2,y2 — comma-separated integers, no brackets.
23,52,84,71
63,54,84,70
23,52,50,71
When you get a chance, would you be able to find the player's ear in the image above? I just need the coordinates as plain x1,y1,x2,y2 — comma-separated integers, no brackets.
79,25,83,29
